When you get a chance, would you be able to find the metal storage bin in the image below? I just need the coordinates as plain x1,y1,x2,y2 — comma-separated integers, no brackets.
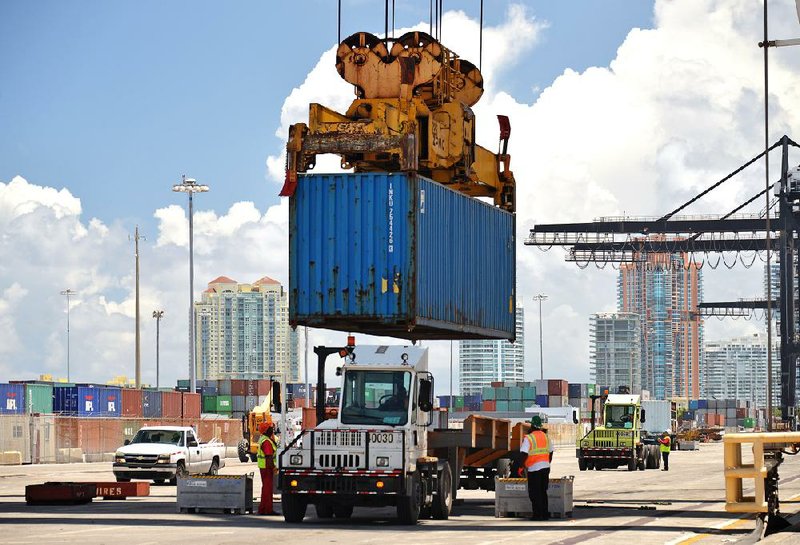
494,476,574,519
177,474,254,514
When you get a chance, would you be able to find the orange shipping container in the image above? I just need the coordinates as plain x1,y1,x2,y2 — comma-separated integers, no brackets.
182,393,201,419
121,389,143,418
161,391,182,418
482,400,496,412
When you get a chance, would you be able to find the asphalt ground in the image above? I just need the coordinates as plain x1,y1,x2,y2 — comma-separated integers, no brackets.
1,443,800,545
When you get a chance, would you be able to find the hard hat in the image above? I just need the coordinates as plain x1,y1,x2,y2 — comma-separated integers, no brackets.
258,422,269,434
664,429,670,434
530,415,543,429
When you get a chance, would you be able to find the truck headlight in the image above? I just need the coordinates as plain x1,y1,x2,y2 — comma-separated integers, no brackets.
376,456,389,467
114,452,125,463
289,454,303,466
157,454,171,464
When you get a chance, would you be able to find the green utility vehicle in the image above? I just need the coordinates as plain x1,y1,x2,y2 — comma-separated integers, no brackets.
576,392,661,471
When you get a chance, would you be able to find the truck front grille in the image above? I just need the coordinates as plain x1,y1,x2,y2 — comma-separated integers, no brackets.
123,454,159,466
317,453,361,469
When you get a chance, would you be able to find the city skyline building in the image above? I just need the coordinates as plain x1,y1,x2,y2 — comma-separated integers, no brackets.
618,252,704,400
194,276,299,382
590,312,642,394
459,305,525,396
703,333,779,408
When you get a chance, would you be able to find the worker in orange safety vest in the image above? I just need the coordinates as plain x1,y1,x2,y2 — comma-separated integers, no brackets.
520,415,554,521
257,422,278,515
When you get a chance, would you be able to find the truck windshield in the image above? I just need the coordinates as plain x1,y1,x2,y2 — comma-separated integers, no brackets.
341,370,411,426
130,429,183,445
605,405,635,429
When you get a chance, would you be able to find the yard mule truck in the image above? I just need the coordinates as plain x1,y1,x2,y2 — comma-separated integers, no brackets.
576,392,661,471
278,344,521,524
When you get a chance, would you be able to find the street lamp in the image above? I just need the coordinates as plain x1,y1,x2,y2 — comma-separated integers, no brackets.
532,294,548,380
60,289,77,382
153,310,164,388
173,175,209,394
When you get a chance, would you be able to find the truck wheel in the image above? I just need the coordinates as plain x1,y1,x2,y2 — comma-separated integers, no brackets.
282,493,307,523
237,440,249,463
208,458,220,476
333,504,353,519
594,462,602,471
578,457,587,471
627,457,636,471
431,463,453,520
315,503,334,519
397,471,421,525
637,457,645,471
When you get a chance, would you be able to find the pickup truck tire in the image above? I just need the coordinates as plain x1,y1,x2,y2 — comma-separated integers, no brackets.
315,503,334,519
333,504,353,519
153,479,165,485
208,458,220,476
116,477,130,483
170,461,189,485
397,471,421,525
431,463,452,520
282,493,307,523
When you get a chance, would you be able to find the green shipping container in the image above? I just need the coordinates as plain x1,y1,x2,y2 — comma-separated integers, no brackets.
496,388,509,400
216,395,232,413
455,396,465,409
496,400,510,412
25,383,54,413
177,379,190,388
509,400,524,412
587,384,596,396
202,395,217,413
522,387,537,400
509,387,523,400
482,387,495,401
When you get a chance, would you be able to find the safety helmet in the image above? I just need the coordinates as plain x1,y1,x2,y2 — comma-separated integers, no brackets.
530,415,546,429
664,429,670,434
258,422,269,434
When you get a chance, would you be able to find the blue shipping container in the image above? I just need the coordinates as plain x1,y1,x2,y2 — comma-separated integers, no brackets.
289,173,516,341
689,400,699,410
536,394,548,407
698,399,708,409
142,389,163,418
53,386,122,416
0,383,25,414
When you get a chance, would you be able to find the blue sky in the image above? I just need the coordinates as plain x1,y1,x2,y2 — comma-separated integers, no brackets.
0,1,654,235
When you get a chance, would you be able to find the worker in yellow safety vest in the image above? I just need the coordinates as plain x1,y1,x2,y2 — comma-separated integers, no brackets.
257,422,278,515
658,429,671,471
520,415,554,521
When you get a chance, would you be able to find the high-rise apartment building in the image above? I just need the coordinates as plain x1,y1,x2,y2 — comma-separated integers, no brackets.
194,276,299,381
590,313,641,394
618,253,703,400
459,306,525,395
704,333,778,408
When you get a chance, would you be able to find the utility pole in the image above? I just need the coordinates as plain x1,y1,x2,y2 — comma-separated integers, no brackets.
60,289,77,382
532,294,548,380
131,226,145,388
153,310,164,388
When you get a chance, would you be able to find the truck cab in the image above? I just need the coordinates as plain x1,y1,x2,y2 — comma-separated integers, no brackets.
577,393,661,471
279,345,452,524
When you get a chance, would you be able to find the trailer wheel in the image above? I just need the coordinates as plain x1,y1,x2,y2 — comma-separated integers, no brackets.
431,463,453,520
333,504,353,519
637,457,645,471
578,457,587,471
282,493,307,523
593,461,602,471
645,450,655,469
397,471,421,525
315,503,334,519
627,456,637,471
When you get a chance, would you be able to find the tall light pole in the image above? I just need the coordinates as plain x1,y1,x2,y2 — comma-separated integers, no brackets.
131,226,145,387
532,294,548,380
60,289,77,382
173,175,209,395
153,310,164,388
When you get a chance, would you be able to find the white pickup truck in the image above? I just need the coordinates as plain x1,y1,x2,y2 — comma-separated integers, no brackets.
113,426,226,484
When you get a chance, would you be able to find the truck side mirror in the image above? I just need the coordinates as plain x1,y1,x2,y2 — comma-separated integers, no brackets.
572,409,578,425
640,409,646,423
418,379,433,412
272,381,282,413
124,439,130,446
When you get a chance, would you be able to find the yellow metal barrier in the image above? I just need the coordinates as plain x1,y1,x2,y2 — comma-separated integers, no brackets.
724,432,800,513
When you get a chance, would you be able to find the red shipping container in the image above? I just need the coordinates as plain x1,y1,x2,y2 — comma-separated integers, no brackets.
482,400,496,412
491,381,503,387
231,380,248,396
182,392,201,419
121,389,143,418
547,379,568,396
735,407,746,418
161,391,183,418
257,380,271,396
718,414,726,426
